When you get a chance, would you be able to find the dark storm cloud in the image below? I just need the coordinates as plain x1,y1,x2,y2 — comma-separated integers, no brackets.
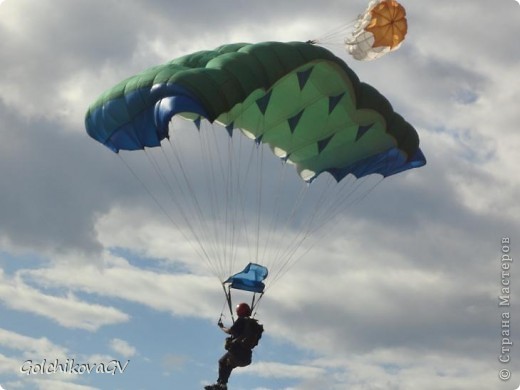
2,0,517,264
0,1,142,104
0,100,130,254
0,0,344,257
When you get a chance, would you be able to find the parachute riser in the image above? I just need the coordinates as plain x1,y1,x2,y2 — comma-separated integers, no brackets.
220,284,265,323
221,283,235,323
251,291,265,318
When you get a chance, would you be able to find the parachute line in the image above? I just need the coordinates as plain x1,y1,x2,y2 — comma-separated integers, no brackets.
86,41,425,301
309,19,357,46
117,152,214,271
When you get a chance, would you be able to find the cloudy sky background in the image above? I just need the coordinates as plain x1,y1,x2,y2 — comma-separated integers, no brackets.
1,0,519,389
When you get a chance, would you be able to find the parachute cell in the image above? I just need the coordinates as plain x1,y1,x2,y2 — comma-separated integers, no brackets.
346,0,408,61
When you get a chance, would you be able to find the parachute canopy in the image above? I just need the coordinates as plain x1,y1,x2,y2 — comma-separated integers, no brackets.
224,263,269,293
346,0,408,61
86,41,424,183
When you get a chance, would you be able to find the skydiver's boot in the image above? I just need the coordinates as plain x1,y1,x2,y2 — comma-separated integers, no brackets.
204,383,227,390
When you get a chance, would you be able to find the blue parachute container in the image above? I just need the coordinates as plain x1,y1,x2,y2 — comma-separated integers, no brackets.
224,263,268,293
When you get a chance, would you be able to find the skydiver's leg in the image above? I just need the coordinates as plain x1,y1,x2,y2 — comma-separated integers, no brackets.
218,352,237,385
206,351,250,389
205,353,234,389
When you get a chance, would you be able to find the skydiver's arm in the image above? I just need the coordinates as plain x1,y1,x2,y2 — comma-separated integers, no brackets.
220,326,232,334
218,319,233,334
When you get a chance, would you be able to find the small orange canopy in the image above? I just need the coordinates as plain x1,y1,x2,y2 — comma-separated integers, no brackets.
365,0,407,49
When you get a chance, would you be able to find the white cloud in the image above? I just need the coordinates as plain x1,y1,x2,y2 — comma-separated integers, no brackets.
0,328,68,359
19,253,222,321
0,352,23,375
0,270,129,331
241,361,325,380
305,348,510,390
30,379,99,390
161,353,190,372
0,328,87,389
109,338,136,358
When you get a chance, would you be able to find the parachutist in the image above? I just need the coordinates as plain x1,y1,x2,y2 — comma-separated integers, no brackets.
205,303,263,390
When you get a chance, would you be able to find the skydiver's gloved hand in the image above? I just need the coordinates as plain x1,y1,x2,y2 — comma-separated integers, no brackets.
218,318,224,328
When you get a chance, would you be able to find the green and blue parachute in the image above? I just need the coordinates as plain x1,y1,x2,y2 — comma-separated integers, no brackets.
86,41,424,181
85,41,425,310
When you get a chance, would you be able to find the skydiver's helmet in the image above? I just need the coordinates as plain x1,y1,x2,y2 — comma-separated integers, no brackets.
236,303,251,318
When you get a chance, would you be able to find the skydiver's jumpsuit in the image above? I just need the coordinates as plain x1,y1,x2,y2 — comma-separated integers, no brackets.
217,317,252,385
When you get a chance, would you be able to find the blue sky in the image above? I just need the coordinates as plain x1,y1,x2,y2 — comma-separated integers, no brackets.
1,0,520,389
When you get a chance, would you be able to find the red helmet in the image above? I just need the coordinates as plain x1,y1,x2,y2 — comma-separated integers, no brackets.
236,303,251,317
